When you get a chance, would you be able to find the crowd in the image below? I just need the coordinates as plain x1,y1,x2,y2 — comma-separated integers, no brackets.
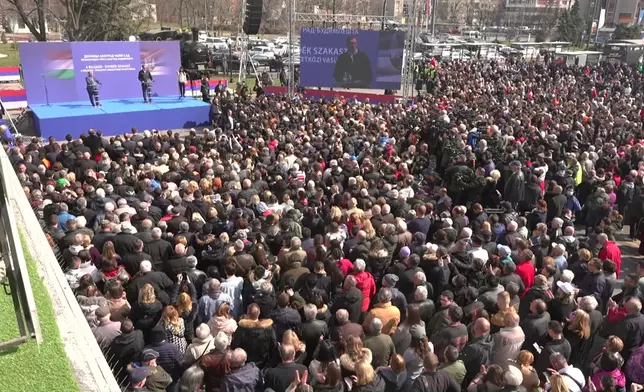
9,58,644,392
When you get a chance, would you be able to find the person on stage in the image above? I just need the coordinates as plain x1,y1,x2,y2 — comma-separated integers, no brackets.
85,71,101,108
178,67,187,98
200,74,210,103
138,65,154,103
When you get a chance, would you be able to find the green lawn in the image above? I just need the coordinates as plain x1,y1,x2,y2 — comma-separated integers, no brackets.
0,43,20,67
0,240,79,392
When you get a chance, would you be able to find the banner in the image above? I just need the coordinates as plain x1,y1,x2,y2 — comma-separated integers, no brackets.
20,41,181,105
300,28,406,90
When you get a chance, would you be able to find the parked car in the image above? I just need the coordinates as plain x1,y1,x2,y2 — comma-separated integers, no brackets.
204,37,229,51
250,46,276,63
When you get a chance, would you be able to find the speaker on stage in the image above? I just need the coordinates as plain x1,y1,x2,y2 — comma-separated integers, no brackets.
243,0,263,35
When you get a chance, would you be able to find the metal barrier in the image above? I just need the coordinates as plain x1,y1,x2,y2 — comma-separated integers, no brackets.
0,145,121,391
0,152,42,350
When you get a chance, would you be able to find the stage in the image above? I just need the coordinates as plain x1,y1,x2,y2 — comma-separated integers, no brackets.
31,96,211,140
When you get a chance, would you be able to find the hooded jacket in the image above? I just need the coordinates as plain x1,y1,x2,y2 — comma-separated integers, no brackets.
107,330,145,384
353,271,377,312
231,318,277,369
460,335,494,388
185,334,215,364
271,306,302,340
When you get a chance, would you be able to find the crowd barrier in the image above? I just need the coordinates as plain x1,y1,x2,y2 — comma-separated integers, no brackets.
263,86,400,103
0,145,120,391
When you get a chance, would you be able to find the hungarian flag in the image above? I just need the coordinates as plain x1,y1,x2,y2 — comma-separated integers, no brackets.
46,50,74,79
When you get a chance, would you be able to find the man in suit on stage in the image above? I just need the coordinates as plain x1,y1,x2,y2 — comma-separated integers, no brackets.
138,65,154,103
86,71,101,108
332,35,373,88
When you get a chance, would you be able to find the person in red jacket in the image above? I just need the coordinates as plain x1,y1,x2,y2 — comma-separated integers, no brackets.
516,250,536,295
598,233,622,278
351,258,376,313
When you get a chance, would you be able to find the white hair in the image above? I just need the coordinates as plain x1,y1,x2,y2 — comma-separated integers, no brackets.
303,304,317,322
214,331,229,351
354,259,366,272
195,323,211,339
76,216,87,228
140,260,152,273
370,318,383,334
414,285,428,301
230,348,247,368
336,309,349,324
396,219,407,232
579,295,598,312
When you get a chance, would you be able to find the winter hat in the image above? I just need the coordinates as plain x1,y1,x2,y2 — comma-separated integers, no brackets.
130,367,149,384
400,247,411,258
141,348,160,361
505,365,523,387
497,245,511,258
383,274,399,287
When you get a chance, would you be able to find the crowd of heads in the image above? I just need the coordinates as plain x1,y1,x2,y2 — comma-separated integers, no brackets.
9,58,644,392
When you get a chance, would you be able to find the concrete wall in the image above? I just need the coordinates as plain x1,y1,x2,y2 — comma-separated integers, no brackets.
0,147,120,392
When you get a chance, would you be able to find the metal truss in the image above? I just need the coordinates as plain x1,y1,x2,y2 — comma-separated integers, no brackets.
401,0,423,99
294,13,409,26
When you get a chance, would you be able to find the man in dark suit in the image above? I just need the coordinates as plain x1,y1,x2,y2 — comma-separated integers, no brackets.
138,65,154,103
85,71,101,107
332,35,373,88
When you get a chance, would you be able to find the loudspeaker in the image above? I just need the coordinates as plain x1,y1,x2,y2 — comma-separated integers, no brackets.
243,0,263,35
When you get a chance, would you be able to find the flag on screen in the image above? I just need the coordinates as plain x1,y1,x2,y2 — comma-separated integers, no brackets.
46,50,75,79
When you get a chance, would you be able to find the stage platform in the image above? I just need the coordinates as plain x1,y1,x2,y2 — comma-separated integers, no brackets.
31,96,211,139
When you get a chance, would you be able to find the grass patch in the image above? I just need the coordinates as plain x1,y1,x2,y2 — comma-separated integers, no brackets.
0,240,79,392
0,43,20,67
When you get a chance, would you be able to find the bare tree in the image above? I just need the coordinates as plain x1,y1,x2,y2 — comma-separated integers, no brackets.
5,0,48,41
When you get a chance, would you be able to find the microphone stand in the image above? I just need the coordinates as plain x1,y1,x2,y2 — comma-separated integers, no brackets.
41,74,50,106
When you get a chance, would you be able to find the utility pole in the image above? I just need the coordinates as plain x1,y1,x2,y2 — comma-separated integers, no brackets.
333,0,337,27
382,0,388,29
431,0,437,36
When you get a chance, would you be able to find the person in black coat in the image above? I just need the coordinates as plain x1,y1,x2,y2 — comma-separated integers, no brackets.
520,299,551,353
546,185,568,223
144,230,173,270
613,298,644,363
126,261,174,305
164,243,189,281
120,239,152,277
534,321,571,375
519,276,553,320
330,277,364,324
264,344,308,392
300,303,330,365
145,326,184,384
460,318,493,389
270,293,302,341
112,224,140,255
577,259,606,307
503,161,525,209
519,176,543,214
232,303,278,369
106,319,145,385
